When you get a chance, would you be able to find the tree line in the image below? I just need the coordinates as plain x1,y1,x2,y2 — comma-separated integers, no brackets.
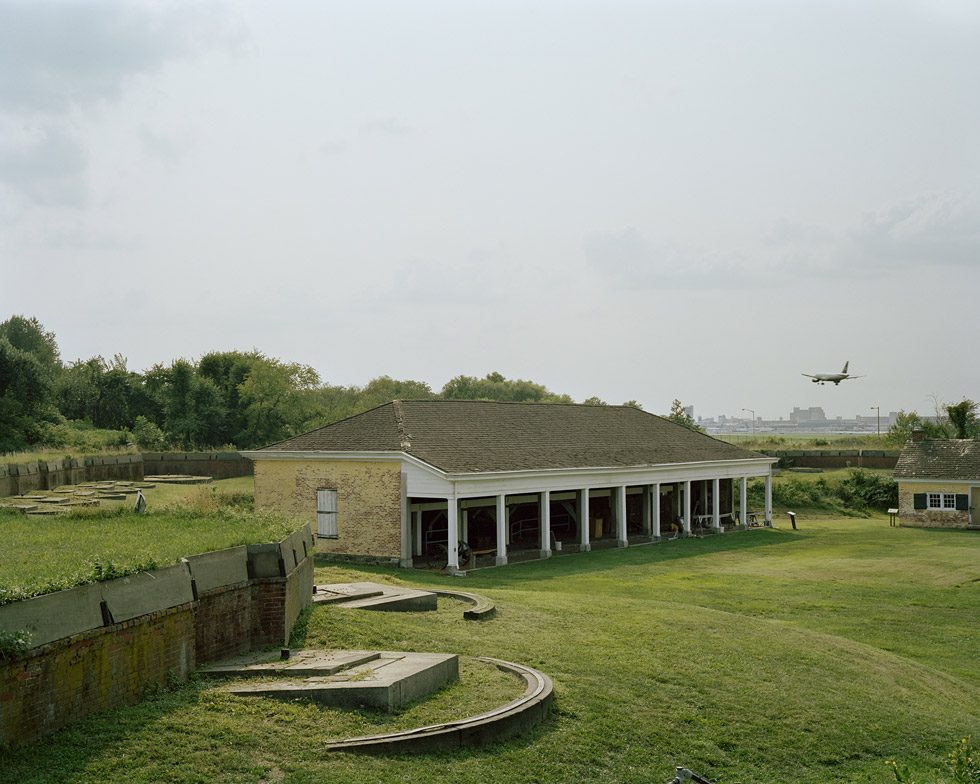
0,315,671,454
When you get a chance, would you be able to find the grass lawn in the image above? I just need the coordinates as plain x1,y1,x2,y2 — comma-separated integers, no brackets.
0,478,296,603
2,517,977,783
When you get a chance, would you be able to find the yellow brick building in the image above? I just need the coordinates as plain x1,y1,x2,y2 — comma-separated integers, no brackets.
894,436,980,528
244,400,776,570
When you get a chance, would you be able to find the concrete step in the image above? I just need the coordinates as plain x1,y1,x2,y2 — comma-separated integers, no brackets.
315,582,437,612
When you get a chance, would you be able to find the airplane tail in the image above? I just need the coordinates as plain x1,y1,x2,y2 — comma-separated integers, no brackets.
842,361,849,374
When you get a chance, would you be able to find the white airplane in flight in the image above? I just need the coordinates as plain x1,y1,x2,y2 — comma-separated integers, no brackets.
801,361,864,385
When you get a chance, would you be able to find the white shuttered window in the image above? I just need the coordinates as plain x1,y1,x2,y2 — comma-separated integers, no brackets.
317,489,338,538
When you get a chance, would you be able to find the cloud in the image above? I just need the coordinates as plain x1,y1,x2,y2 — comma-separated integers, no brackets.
587,191,980,291
0,1,238,207
358,117,414,139
0,127,87,207
849,191,980,269
583,227,759,290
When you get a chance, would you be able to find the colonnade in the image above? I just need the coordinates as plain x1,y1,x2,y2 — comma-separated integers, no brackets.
413,474,773,572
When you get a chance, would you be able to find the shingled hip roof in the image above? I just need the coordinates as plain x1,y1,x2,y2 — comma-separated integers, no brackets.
257,400,765,474
894,439,980,481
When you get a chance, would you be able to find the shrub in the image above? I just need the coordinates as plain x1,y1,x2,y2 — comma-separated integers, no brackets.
132,415,168,450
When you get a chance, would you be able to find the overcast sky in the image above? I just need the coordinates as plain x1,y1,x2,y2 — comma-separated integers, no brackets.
1,0,978,421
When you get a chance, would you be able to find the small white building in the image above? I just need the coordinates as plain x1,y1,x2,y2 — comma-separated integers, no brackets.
244,400,776,571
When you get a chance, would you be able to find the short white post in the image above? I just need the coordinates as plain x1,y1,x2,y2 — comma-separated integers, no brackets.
712,478,721,532
447,498,460,573
740,477,748,528
652,483,661,538
683,480,692,535
616,485,628,547
579,488,591,552
765,472,773,525
495,494,508,566
539,490,552,558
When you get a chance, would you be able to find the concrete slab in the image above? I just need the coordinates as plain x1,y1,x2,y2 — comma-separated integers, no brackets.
224,651,458,710
0,583,104,647
315,582,437,612
100,562,194,623
200,649,380,678
184,545,248,594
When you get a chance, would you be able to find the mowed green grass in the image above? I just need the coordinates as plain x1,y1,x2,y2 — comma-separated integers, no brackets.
2,518,977,784
0,478,295,601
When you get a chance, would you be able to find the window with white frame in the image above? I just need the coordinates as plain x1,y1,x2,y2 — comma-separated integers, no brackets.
926,492,956,510
317,488,338,537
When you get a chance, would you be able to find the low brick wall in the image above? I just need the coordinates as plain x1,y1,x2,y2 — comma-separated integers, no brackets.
0,525,314,748
0,456,144,497
0,605,196,747
764,450,899,470
143,452,252,480
0,452,253,499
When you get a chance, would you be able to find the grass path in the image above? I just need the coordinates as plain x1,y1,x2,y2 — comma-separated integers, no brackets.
2,517,977,783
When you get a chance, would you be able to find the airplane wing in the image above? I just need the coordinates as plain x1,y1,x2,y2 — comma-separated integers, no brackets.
801,373,816,378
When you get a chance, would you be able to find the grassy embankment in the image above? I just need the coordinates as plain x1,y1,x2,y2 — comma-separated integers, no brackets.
1,513,977,784
0,478,294,605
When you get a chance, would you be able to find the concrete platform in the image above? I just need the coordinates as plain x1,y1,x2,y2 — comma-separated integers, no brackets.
203,649,459,711
314,582,438,612
143,475,213,485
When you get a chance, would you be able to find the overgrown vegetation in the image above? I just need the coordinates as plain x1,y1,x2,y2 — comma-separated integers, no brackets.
747,468,898,515
0,479,287,606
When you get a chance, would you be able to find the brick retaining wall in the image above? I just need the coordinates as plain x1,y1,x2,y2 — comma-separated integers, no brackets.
0,526,314,748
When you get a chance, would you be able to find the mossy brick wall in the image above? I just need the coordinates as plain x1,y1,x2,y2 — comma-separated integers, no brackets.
897,482,971,528
143,452,252,480
0,527,314,748
0,605,195,747
254,459,403,561
194,582,252,664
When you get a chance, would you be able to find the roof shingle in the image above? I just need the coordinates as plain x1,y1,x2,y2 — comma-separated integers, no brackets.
894,439,980,481
259,400,764,474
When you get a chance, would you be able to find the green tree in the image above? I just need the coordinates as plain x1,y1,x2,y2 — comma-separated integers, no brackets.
582,396,607,406
0,315,61,381
667,399,705,433
0,337,53,451
238,358,320,447
622,400,643,409
441,372,572,403
945,400,979,439
162,360,227,449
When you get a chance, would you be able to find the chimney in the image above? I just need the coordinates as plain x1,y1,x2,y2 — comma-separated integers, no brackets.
911,429,925,442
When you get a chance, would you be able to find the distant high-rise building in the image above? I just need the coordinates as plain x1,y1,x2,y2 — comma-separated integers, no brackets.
790,406,826,423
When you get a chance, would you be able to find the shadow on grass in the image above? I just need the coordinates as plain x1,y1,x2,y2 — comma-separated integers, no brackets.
315,527,807,590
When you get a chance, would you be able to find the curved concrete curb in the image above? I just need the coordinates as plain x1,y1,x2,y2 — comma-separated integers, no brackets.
324,657,553,754
430,589,496,620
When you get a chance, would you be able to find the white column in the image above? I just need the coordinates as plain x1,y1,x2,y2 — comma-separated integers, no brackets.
413,509,422,556
539,490,552,558
765,472,773,525
683,480,692,535
579,488,591,552
447,497,460,572
712,477,721,532
616,485,628,547
495,494,507,566
740,477,748,528
461,508,469,544
652,483,661,538
641,486,651,536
